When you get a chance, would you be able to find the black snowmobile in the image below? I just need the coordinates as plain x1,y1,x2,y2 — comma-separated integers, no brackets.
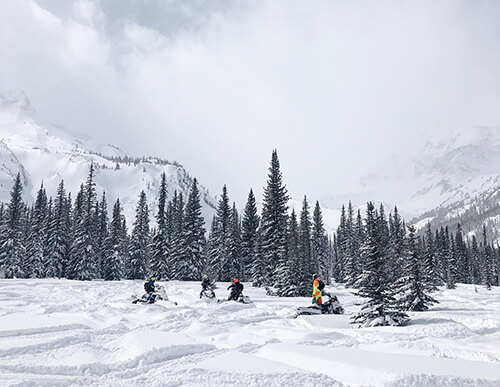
200,288,217,299
227,279,252,304
295,293,344,316
131,284,176,305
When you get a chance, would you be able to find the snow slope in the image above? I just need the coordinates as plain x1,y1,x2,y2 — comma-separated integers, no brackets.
0,91,216,227
0,279,498,386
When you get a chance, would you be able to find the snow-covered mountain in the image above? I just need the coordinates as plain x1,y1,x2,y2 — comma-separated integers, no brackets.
0,91,217,227
347,127,500,243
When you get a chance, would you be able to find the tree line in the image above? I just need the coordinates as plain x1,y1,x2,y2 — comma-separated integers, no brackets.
0,150,498,325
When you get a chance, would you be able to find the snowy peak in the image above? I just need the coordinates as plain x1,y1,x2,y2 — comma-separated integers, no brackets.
415,127,500,180
0,91,216,227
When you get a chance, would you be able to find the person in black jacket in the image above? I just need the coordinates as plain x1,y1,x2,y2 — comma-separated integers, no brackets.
227,278,243,301
144,277,156,303
200,274,215,298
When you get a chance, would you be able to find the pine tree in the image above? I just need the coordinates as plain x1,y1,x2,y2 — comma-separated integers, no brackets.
128,191,150,279
96,192,109,278
387,206,405,283
209,186,235,281
241,189,259,281
335,205,347,282
170,192,188,279
297,196,313,296
275,210,301,296
446,228,456,289
228,203,242,278
470,235,482,285
70,165,99,280
351,202,408,327
150,172,170,279
397,225,438,311
0,173,26,278
260,150,289,286
103,199,126,280
25,183,48,278
46,181,70,278
422,222,440,290
312,201,330,283
180,178,206,280
482,225,493,290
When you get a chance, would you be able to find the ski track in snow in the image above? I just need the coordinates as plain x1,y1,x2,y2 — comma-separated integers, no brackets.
0,280,499,386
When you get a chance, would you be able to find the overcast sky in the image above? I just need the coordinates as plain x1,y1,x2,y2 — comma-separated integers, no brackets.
1,0,500,207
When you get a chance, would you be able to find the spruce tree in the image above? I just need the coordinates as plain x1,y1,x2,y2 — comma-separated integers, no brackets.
351,202,408,327
103,199,126,280
150,172,170,279
170,192,187,279
446,229,456,289
25,183,48,278
70,165,99,280
228,203,242,278
297,196,313,296
397,225,438,311
180,178,206,280
260,150,289,286
46,181,70,278
128,191,150,279
0,173,26,278
387,206,405,283
312,201,330,283
207,186,232,281
482,225,493,290
275,210,301,296
241,189,259,281
423,222,440,290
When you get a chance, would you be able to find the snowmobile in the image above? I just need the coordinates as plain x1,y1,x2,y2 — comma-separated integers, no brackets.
295,293,344,316
131,285,175,305
200,288,216,300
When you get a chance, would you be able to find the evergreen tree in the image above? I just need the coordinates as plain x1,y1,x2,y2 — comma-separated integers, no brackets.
0,173,26,278
180,178,206,280
170,192,187,279
150,172,170,279
241,189,259,281
70,165,99,280
470,235,482,285
312,201,330,283
103,199,126,280
227,203,242,278
422,222,440,290
208,186,232,281
297,196,313,296
387,206,405,283
25,183,48,278
397,225,438,311
96,192,109,278
343,202,357,286
46,181,70,278
128,191,150,279
446,228,456,289
351,202,408,327
275,210,301,296
260,150,289,286
482,225,494,290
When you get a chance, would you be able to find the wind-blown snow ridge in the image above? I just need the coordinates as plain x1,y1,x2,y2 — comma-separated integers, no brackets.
0,91,216,227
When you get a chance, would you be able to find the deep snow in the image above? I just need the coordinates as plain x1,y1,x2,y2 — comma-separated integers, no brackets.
0,280,499,386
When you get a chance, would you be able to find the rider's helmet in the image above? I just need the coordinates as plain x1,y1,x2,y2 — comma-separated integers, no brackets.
312,273,319,280
150,277,156,283
233,278,239,283
203,274,208,281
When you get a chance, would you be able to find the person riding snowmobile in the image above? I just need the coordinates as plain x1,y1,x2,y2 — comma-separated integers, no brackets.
144,277,156,303
200,274,215,298
312,274,325,306
227,277,244,301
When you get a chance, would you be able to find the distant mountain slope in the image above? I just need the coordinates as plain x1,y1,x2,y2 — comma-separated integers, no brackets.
0,91,216,226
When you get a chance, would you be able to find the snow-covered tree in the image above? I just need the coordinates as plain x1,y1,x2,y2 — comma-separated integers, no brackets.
312,201,330,283
397,225,438,311
150,172,170,279
241,189,259,281
0,173,26,278
351,202,408,327
260,150,289,286
103,199,126,280
128,191,150,279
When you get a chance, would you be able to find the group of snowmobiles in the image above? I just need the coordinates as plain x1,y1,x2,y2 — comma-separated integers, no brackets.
131,274,344,317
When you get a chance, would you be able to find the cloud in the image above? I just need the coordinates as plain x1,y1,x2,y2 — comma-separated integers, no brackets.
1,0,500,207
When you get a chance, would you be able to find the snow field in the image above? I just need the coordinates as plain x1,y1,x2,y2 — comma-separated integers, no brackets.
0,280,499,386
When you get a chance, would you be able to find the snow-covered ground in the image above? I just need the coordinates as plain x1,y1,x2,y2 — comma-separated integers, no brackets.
0,280,499,386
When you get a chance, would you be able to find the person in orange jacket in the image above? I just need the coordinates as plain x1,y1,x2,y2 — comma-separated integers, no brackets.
312,273,325,306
